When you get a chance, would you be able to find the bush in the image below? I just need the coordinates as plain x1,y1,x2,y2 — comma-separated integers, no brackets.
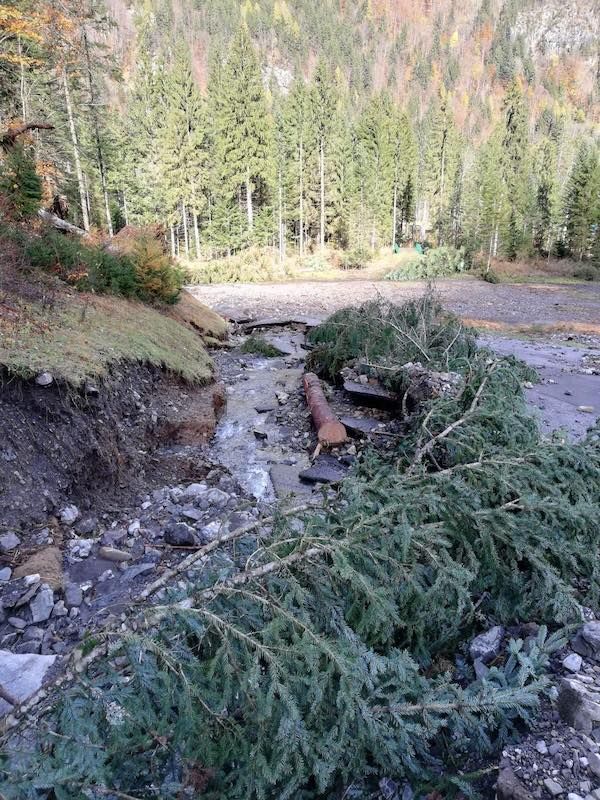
573,264,599,281
339,247,371,270
482,268,501,284
0,145,42,218
240,334,282,357
187,248,274,284
385,246,467,281
24,228,183,304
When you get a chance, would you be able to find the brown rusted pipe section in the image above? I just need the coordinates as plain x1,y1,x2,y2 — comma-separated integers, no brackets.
303,372,347,446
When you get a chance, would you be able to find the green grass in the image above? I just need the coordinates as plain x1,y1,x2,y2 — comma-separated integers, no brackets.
240,335,283,357
0,292,213,385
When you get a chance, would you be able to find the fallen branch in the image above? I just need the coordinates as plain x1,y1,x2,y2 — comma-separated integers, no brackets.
139,501,317,599
1,122,54,151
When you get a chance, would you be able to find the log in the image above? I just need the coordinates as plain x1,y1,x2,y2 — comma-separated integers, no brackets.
303,372,347,446
37,209,88,237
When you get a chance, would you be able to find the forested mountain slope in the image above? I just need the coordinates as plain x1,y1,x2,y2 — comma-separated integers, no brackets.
1,0,599,266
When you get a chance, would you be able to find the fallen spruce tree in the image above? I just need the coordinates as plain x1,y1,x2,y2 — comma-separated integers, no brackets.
3,295,600,800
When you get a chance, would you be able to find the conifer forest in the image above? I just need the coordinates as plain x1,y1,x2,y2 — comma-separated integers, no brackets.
1,2,600,800
1,0,599,264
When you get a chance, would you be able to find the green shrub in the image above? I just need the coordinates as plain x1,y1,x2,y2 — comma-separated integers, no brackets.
0,145,42,218
339,247,371,270
482,268,501,283
573,263,599,281
24,229,183,304
188,249,274,284
240,334,282,357
385,246,467,281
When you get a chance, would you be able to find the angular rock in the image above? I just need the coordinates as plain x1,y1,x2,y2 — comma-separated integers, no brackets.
121,563,154,581
8,617,26,630
469,626,504,663
563,653,584,673
588,752,600,779
128,520,141,535
543,778,564,797
0,567,12,582
15,641,42,655
0,649,57,715
572,623,600,661
339,415,383,436
75,516,98,536
299,455,349,484
181,483,208,501
558,676,600,732
30,585,54,623
64,584,83,608
496,767,534,800
206,489,230,508
97,547,132,562
179,506,205,523
343,379,398,408
0,532,20,553
59,505,80,526
52,600,68,617
164,523,196,547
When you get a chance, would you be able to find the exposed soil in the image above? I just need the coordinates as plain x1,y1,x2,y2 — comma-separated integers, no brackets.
0,366,224,533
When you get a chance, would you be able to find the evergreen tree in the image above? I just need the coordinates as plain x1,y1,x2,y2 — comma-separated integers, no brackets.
211,25,273,236
423,95,460,245
159,44,208,258
309,60,336,249
500,78,532,259
532,136,559,256
563,141,600,261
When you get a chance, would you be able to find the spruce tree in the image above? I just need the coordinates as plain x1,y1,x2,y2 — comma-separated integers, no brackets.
564,141,600,261
309,60,336,249
423,94,460,245
159,44,207,258
211,25,273,237
500,78,532,259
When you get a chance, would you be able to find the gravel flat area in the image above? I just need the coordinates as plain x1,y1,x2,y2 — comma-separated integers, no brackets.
190,277,600,328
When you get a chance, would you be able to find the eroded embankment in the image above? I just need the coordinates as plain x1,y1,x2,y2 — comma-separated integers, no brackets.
0,365,224,532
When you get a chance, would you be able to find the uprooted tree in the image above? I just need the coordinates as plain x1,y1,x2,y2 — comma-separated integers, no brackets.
3,295,600,799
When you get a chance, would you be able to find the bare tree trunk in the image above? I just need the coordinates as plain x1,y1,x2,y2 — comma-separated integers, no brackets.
278,173,284,264
18,37,27,121
319,138,325,250
182,202,190,257
62,68,90,232
246,171,253,230
82,28,113,236
392,181,398,248
299,135,304,257
170,225,176,258
193,211,200,258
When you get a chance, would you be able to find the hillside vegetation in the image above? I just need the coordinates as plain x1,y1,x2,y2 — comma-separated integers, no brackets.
0,0,598,275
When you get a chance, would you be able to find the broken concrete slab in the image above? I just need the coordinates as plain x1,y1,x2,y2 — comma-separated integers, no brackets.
0,649,57,716
299,455,349,484
343,380,398,408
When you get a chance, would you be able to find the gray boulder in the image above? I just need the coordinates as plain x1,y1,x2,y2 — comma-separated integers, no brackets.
164,522,196,547
0,532,20,553
30,585,54,623
572,622,600,661
469,625,504,664
0,649,57,716
557,675,600,732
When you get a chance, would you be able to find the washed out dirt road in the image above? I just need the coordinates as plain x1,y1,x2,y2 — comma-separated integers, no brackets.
190,277,600,330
